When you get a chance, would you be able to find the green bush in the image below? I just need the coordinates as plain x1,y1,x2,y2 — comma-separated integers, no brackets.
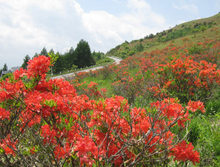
0,72,13,81
189,115,220,166
189,45,203,54
205,88,220,115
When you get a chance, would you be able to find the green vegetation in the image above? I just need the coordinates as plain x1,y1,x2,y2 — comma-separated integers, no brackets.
0,63,8,78
2,63,8,71
19,39,109,75
157,21,216,42
106,13,220,59
69,12,220,166
0,12,219,167
74,39,95,68
21,55,31,69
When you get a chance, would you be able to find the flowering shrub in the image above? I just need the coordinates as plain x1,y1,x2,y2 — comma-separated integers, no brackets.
73,81,104,100
0,55,204,166
112,71,145,103
170,141,200,165
157,57,220,103
66,36,219,165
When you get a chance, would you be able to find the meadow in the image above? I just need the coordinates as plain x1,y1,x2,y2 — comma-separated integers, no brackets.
0,14,219,166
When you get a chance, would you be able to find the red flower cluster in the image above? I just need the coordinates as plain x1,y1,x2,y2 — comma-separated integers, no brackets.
0,107,10,120
151,98,189,127
187,100,206,113
157,56,220,102
171,141,200,165
27,55,51,78
0,56,202,166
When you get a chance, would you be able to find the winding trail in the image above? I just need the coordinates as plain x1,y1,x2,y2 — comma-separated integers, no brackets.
52,56,122,79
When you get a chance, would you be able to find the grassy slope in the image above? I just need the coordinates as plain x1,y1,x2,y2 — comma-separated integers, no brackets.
69,13,220,166
74,13,220,92
106,13,220,58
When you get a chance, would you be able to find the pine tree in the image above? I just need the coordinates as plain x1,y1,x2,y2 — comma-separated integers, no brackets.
21,55,31,69
75,39,95,68
3,63,8,71
40,47,48,56
53,52,63,73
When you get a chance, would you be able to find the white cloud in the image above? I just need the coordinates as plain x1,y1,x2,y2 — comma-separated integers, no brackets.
172,3,199,15
0,0,167,68
127,0,165,26
80,0,166,42
0,1,51,46
128,0,151,11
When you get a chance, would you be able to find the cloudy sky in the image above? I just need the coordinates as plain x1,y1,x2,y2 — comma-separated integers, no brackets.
0,0,219,68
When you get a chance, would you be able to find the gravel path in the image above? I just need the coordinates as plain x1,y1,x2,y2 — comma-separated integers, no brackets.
52,56,122,79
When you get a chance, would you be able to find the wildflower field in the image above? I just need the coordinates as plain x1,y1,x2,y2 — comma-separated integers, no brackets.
0,13,219,166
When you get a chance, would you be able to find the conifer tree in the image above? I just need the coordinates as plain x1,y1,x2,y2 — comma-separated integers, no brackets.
75,39,95,68
21,55,31,69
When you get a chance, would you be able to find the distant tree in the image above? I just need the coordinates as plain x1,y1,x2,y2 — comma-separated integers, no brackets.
3,63,8,71
40,47,48,56
21,55,31,69
64,47,76,70
48,49,54,55
33,53,38,58
148,33,154,39
69,47,76,66
75,39,95,68
53,52,64,73
92,51,104,61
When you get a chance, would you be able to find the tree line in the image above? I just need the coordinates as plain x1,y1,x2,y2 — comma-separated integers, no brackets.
1,39,106,77
21,39,100,74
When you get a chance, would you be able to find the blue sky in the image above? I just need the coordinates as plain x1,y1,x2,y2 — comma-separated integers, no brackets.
0,0,219,68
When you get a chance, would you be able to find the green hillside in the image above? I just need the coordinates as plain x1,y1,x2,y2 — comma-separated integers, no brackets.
69,13,220,166
0,13,219,167
106,13,220,59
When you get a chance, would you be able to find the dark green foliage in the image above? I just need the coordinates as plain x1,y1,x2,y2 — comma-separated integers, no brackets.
63,47,77,70
33,53,38,58
40,47,48,56
21,55,30,69
3,63,8,71
148,33,155,39
145,33,155,39
27,40,98,74
206,99,220,115
135,43,144,52
52,47,77,74
75,39,95,68
168,29,173,33
92,51,105,61
68,47,76,67
53,53,66,73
